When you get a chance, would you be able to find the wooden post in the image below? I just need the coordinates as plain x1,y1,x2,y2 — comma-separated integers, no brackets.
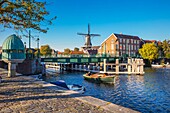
88,65,90,71
75,64,77,70
140,59,144,75
116,59,119,74
71,64,74,70
128,58,131,75
83,65,86,71
137,59,140,74
104,59,107,73
111,65,113,70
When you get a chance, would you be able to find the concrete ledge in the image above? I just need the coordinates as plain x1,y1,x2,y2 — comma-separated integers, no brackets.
76,96,139,113
41,81,139,113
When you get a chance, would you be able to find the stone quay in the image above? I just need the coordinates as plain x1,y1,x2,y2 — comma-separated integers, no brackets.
0,68,139,113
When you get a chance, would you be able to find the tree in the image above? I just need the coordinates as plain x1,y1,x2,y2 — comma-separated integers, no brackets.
162,40,170,58
74,47,79,52
0,0,56,33
139,43,159,63
64,48,71,54
40,45,52,57
157,41,163,58
34,48,41,57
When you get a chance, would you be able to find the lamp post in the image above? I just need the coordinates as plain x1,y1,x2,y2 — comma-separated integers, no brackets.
37,38,40,58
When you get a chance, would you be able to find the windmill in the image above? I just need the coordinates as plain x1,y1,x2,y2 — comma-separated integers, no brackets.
77,24,100,48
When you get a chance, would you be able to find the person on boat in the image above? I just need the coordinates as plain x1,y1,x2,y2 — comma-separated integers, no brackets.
87,72,91,76
103,73,108,77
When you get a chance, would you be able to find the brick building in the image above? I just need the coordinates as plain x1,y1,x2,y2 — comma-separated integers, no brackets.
98,33,141,57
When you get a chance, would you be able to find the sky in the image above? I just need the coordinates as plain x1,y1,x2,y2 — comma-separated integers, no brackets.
1,0,170,51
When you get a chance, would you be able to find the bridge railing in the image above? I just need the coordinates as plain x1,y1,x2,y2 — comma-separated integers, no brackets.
41,54,118,58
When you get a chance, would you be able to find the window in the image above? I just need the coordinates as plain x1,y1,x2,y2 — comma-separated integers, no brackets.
131,45,133,50
127,39,129,43
116,44,119,50
134,40,136,44
119,38,122,43
126,44,128,50
131,39,133,44
120,44,122,50
124,39,126,43
123,45,125,50
129,45,131,51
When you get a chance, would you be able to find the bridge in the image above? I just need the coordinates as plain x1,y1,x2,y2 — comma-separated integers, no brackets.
41,56,121,63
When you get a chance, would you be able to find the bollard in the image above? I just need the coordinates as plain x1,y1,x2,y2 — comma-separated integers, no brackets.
128,58,131,75
104,59,107,73
116,59,119,74
8,62,17,77
140,59,144,75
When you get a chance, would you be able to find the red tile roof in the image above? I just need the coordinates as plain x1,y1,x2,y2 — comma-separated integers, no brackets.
70,51,85,55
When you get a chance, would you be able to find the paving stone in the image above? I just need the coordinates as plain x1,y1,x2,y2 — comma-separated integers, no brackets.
0,68,139,113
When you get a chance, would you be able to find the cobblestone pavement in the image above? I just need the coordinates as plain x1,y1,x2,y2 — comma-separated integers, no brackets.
0,68,138,113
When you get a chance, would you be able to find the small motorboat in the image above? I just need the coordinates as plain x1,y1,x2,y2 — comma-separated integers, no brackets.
50,80,85,93
83,72,116,84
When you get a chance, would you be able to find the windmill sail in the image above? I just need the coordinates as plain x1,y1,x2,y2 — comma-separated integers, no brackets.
77,24,100,47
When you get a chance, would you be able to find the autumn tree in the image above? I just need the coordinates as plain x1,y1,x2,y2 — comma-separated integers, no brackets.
74,47,79,52
0,0,56,33
64,48,71,54
139,43,159,63
40,45,52,57
34,48,41,57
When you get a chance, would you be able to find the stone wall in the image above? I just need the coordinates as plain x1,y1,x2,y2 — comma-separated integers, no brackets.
16,59,42,75
0,61,7,69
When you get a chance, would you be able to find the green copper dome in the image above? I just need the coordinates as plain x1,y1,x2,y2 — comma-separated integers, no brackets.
2,34,26,60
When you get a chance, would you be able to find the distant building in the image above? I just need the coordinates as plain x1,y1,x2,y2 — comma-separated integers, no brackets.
80,46,100,55
98,33,141,57
51,49,57,57
143,40,159,46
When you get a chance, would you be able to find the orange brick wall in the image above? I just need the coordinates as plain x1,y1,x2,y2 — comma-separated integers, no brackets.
98,34,118,56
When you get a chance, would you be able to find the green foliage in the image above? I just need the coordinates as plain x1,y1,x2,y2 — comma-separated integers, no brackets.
40,45,52,57
0,0,56,33
74,47,79,52
139,43,159,63
165,52,170,58
160,59,165,65
64,48,71,54
162,40,170,58
34,48,41,57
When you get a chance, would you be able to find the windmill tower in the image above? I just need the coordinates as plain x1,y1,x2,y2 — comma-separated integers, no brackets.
77,24,100,48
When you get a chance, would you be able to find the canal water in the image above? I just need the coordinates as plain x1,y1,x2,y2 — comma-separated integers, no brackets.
43,68,170,113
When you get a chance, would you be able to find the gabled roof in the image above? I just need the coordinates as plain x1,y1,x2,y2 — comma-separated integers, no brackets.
114,33,140,40
144,40,157,43
70,51,85,55
100,33,140,45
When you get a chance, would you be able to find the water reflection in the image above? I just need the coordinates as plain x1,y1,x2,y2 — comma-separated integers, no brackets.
43,68,170,113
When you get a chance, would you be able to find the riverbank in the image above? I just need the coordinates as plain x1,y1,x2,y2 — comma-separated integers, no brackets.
151,64,170,68
0,68,139,113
